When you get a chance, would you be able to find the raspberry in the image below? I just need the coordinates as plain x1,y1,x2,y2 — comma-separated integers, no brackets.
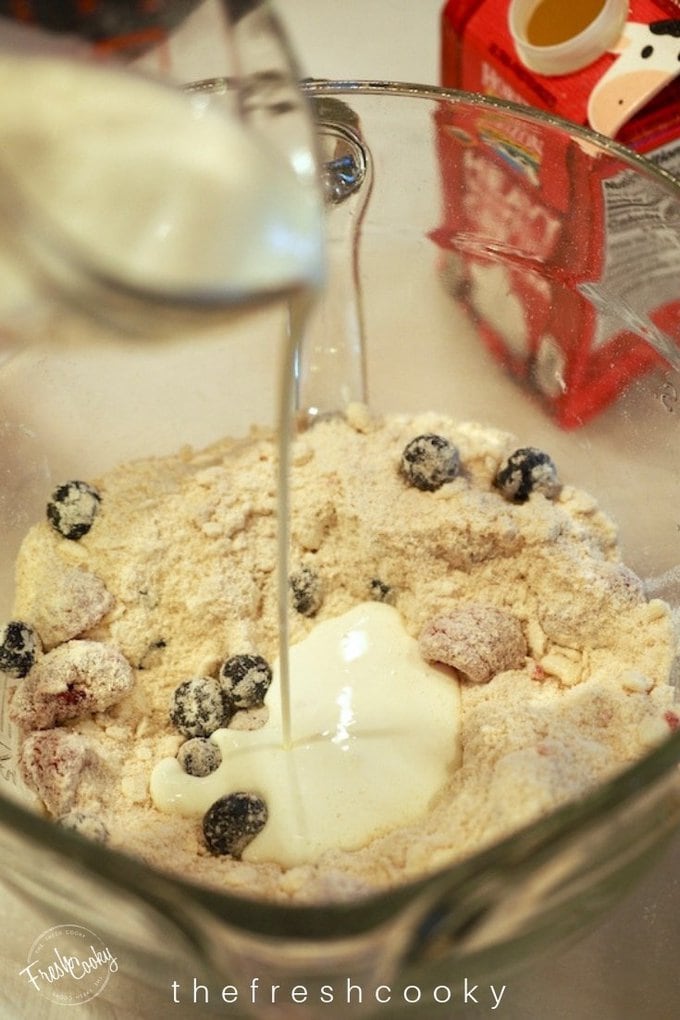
664,710,680,732
19,729,100,816
400,434,460,491
0,620,40,678
420,604,527,684
169,676,230,738
9,640,134,730
202,792,268,857
177,737,222,777
219,654,272,710
494,448,559,504
47,480,101,540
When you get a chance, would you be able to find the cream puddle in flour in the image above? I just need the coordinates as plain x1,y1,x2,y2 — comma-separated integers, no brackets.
150,602,462,866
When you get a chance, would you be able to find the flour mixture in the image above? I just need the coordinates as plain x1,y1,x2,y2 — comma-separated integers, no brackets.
2,408,677,902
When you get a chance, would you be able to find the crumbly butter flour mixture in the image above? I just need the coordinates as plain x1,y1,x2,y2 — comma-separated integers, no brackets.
3,408,678,903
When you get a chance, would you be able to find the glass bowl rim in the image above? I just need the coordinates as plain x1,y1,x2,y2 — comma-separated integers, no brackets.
186,75,680,197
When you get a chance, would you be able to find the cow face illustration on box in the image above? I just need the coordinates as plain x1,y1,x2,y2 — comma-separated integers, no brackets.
588,19,680,136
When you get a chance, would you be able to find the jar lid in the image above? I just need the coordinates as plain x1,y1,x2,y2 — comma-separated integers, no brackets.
508,0,629,76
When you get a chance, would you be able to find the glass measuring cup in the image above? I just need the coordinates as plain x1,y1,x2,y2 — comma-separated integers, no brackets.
2,81,680,1019
0,1,324,339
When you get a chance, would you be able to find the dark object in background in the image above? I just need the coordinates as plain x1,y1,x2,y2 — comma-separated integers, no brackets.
0,1,204,57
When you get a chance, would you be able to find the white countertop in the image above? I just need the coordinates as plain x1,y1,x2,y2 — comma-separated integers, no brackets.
2,3,680,1018
279,0,443,84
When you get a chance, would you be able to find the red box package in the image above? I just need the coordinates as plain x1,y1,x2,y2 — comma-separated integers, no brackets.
436,0,680,426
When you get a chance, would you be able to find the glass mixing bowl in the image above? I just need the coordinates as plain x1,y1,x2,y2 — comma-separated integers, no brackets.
2,81,680,1019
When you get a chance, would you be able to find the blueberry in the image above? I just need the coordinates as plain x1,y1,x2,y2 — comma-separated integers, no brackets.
400,434,460,491
177,737,222,777
169,676,231,738
494,447,560,504
219,654,272,710
58,811,109,843
0,620,40,678
137,638,167,670
47,480,101,540
369,578,392,603
289,565,323,617
202,792,268,857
